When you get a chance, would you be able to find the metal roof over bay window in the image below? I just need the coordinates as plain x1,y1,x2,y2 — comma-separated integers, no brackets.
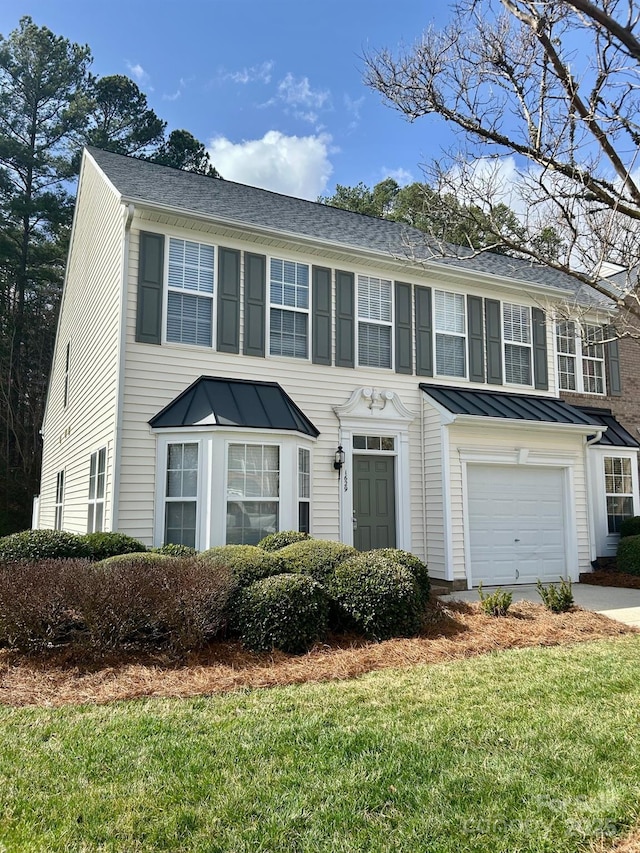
149,376,319,436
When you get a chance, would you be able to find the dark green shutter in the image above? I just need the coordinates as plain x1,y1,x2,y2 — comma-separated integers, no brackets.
243,252,266,358
312,266,332,365
485,299,503,385
467,296,485,383
394,281,413,374
532,307,548,390
136,231,164,344
606,331,622,396
335,270,355,368
415,286,433,377
217,247,240,353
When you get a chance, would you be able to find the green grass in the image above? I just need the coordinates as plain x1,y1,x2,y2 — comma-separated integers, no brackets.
2,638,640,852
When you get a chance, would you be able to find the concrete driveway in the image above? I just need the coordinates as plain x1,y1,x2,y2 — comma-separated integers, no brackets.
451,583,640,628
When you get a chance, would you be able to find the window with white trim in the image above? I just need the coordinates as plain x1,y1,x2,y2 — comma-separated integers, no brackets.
503,303,532,385
87,448,106,533
54,470,64,531
226,444,279,545
269,258,309,358
605,456,634,533
166,238,214,346
435,290,466,378
298,447,310,533
555,321,606,395
165,442,198,547
63,342,70,408
357,275,392,368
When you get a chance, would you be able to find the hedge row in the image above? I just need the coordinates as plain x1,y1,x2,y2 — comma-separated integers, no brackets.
0,531,430,655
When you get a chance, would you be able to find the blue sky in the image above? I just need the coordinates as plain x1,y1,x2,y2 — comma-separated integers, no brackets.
2,0,456,199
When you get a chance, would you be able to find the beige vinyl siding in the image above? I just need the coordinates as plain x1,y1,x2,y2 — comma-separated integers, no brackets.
421,399,446,580
38,156,124,532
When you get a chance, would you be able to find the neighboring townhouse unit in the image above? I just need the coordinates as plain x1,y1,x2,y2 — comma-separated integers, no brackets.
35,147,640,588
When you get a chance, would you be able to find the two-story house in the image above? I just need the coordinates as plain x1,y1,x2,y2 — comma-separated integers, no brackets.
34,147,639,589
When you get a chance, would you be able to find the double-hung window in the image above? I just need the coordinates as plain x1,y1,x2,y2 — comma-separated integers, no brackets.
269,259,309,358
358,275,392,368
435,290,466,378
165,442,199,547
503,303,532,385
555,321,605,394
298,447,310,533
87,448,106,533
604,457,634,533
226,444,279,545
166,238,214,346
54,471,64,530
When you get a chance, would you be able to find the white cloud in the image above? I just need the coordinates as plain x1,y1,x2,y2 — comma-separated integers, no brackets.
344,94,365,130
223,61,274,85
207,131,333,199
277,73,330,110
163,77,188,102
382,167,414,186
126,62,150,86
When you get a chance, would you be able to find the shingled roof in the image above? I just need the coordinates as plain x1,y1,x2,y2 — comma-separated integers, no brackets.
87,146,607,304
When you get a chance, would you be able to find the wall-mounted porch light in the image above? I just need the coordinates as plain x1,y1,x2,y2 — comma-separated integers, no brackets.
333,445,345,471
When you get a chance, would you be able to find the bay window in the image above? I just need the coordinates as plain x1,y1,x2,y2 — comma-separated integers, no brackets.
226,443,280,545
165,442,199,547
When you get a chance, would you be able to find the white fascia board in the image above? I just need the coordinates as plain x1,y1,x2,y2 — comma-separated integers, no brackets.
121,195,591,301
148,424,317,441
452,414,607,437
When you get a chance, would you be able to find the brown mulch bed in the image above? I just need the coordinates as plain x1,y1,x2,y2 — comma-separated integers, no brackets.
0,600,635,708
592,828,640,852
580,571,640,589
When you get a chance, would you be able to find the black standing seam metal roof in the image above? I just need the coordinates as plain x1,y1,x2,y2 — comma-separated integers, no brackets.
575,406,640,448
86,146,609,307
419,384,604,427
149,377,319,437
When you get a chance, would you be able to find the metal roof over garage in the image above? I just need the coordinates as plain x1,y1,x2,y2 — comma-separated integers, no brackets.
419,384,603,427
149,376,319,436
575,406,639,448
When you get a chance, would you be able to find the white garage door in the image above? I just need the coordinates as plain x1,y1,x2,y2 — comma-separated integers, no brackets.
467,464,567,586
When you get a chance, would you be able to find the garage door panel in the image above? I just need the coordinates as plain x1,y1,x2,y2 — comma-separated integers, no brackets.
468,465,567,586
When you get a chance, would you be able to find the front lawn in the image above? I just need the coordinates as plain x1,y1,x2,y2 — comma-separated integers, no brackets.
1,636,640,852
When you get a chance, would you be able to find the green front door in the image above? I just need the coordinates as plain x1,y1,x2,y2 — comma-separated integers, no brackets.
353,455,396,550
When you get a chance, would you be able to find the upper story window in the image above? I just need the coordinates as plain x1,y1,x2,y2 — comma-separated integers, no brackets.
556,321,605,395
435,290,466,378
503,303,532,385
166,238,215,346
357,275,392,368
269,259,309,358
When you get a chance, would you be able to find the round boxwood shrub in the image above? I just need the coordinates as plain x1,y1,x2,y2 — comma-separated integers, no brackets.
81,532,147,561
277,539,357,585
328,552,423,641
373,548,430,605
233,573,329,653
619,516,640,539
0,529,93,561
198,545,283,588
152,543,198,557
95,551,177,570
258,530,311,552
617,534,640,575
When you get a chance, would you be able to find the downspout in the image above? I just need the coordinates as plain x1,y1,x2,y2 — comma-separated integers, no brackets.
111,203,135,531
584,428,605,566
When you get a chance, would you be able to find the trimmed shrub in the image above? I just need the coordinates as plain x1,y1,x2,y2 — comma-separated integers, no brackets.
198,545,283,588
619,516,640,539
0,559,90,651
536,578,574,613
478,582,512,617
618,534,640,576
152,543,198,557
234,573,329,654
0,529,93,561
278,539,357,585
258,530,311,551
328,552,422,640
81,556,236,652
373,548,430,605
81,532,147,561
